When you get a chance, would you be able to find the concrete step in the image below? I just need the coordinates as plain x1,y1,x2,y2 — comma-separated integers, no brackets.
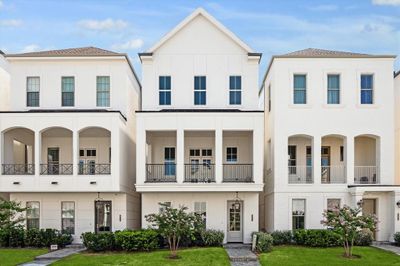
224,243,252,249
65,244,85,249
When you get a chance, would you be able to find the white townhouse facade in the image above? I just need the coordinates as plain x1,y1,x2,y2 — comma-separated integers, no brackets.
136,8,264,243
0,47,141,242
260,48,400,241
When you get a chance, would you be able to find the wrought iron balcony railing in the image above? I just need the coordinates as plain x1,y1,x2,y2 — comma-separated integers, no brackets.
40,164,73,175
78,163,111,175
223,164,253,183
146,163,176,182
184,163,215,183
2,164,35,175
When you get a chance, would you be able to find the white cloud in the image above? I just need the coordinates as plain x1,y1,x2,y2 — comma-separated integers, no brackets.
21,44,40,53
0,19,23,27
0,0,3,9
309,4,338,11
372,0,400,5
77,18,128,31
111,38,144,50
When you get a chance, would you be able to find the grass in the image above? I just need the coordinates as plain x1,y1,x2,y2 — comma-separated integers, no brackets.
53,247,230,266
259,246,400,266
0,248,48,266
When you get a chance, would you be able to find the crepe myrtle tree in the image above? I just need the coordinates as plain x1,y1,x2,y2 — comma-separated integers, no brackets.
0,197,26,230
145,203,203,259
321,205,378,258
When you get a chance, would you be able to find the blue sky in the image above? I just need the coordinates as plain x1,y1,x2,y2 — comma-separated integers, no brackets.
0,0,399,75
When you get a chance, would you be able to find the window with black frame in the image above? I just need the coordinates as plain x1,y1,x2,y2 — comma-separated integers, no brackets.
292,199,305,230
62,77,75,106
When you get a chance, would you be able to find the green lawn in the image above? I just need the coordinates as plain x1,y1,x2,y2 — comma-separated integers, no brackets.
53,247,230,266
260,246,400,266
0,248,48,266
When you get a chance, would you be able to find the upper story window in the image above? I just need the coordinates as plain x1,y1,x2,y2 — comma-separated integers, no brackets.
97,76,110,107
194,76,206,105
62,77,75,107
27,77,40,107
327,74,340,104
226,147,238,163
159,76,171,105
293,74,306,104
229,76,241,105
361,74,373,104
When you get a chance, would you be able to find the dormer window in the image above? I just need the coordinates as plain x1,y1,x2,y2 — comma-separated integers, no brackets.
229,76,241,105
194,76,206,105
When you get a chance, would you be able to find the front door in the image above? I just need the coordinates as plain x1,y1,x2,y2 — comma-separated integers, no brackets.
227,201,243,242
363,199,377,239
47,148,59,174
95,201,112,233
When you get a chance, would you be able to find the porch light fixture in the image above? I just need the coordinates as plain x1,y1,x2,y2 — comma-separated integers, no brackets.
357,199,363,207
396,200,400,208
95,192,103,202
234,192,242,208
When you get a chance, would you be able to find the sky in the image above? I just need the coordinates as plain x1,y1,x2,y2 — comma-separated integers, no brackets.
0,0,399,76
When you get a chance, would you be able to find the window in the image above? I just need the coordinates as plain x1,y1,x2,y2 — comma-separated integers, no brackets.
26,201,40,230
62,77,75,106
226,147,238,162
86,149,96,157
190,149,200,157
293,74,306,104
194,76,206,105
327,199,341,211
61,202,75,234
194,202,207,226
159,76,171,105
288,145,296,174
292,199,305,230
268,85,271,112
229,76,241,105
340,146,344,162
79,150,84,157
202,149,212,157
159,202,171,213
164,147,175,176
27,77,40,107
97,76,110,107
327,74,340,104
361,74,373,104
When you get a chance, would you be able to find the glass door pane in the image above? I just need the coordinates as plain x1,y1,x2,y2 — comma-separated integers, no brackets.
95,201,112,233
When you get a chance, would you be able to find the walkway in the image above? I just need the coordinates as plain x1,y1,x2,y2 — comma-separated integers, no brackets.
20,244,86,266
372,242,400,255
224,244,260,266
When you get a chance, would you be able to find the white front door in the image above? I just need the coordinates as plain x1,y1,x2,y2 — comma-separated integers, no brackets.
227,200,243,242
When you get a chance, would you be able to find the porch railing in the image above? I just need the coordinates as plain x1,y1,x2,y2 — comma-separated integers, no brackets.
321,165,346,184
288,166,313,184
354,166,379,184
223,164,253,183
184,163,215,183
2,164,35,175
146,163,176,182
40,164,73,175
78,163,111,175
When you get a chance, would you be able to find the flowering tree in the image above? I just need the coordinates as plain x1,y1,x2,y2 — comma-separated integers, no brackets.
145,203,203,259
321,205,378,258
0,197,26,230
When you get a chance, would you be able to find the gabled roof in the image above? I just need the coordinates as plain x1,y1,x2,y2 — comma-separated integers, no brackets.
145,7,255,54
5,46,123,57
277,48,396,58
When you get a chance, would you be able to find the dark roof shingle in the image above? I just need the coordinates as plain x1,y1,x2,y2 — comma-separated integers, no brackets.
5,46,124,57
278,48,394,58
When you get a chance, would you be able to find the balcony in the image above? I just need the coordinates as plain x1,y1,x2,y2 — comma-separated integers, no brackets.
354,166,378,184
288,166,313,184
354,135,380,184
2,164,35,175
78,163,111,175
321,165,346,184
146,163,176,182
223,164,253,183
184,163,215,183
40,163,73,175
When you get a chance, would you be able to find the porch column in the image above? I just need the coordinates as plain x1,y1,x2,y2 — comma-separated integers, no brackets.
215,129,223,183
34,130,40,177
351,191,364,209
313,135,321,184
176,129,184,183
346,136,354,184
72,130,78,175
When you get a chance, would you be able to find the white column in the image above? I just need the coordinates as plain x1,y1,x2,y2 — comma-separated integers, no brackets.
313,136,321,184
346,136,354,184
176,129,184,183
72,130,78,176
351,192,364,209
136,128,146,184
34,131,40,177
215,129,223,183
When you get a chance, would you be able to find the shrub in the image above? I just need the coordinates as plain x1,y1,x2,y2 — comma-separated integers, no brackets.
0,226,25,247
394,232,400,246
115,229,159,251
354,229,373,246
293,229,342,247
271,230,292,245
201,229,224,247
81,232,115,252
25,228,72,248
255,232,273,253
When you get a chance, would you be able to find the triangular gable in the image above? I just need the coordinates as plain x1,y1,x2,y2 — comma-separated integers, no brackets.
147,7,254,53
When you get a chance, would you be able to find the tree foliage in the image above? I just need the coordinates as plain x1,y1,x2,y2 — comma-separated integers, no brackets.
0,197,26,230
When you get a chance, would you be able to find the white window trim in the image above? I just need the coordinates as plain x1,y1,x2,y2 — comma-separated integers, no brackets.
96,75,111,108
228,75,242,106
289,197,307,230
357,71,379,108
26,76,41,109
323,71,345,107
61,76,75,108
225,146,238,164
193,75,207,107
158,75,172,106
289,72,312,108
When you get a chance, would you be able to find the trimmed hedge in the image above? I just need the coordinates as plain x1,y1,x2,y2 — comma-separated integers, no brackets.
355,230,373,246
254,232,273,253
81,232,115,252
115,230,159,251
0,227,72,248
201,229,224,247
271,230,292,245
293,229,342,247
